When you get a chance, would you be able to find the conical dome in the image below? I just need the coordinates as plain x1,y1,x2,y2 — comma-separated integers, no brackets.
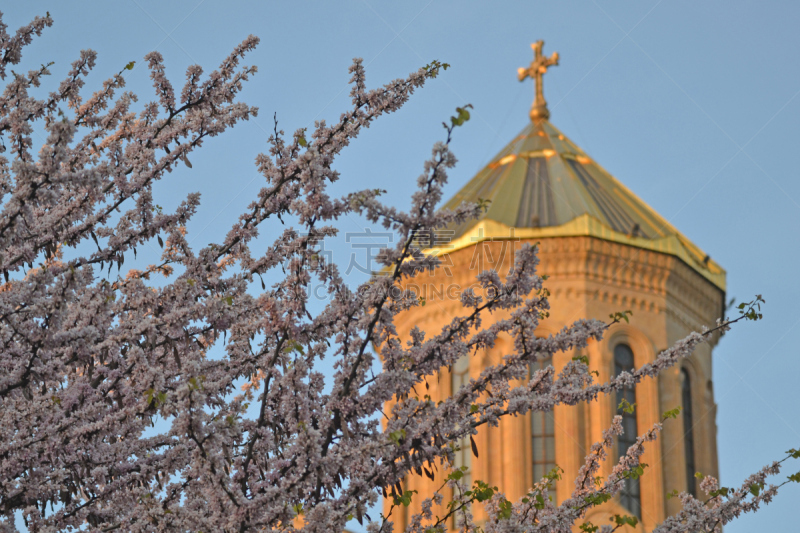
436,119,725,290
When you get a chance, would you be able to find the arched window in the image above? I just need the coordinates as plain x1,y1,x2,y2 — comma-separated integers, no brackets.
452,355,471,487
681,368,696,496
614,343,641,517
531,356,556,482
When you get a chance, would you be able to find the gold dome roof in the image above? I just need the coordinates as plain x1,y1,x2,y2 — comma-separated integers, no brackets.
436,118,725,290
428,41,725,290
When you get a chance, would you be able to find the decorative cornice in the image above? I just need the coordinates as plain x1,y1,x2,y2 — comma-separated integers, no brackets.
395,236,724,335
427,215,725,291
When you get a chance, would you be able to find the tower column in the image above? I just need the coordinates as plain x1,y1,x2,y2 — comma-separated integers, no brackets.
553,349,586,503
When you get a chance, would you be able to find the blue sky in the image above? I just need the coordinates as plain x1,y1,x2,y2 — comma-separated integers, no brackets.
5,1,800,530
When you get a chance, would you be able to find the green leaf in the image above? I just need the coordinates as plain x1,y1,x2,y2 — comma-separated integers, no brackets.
392,490,416,507
145,389,167,408
709,487,730,498
617,398,636,414
622,463,648,480
544,465,564,484
609,309,633,323
579,522,599,533
449,104,473,128
497,498,513,520
448,470,464,481
662,406,682,419
388,429,406,446
298,136,308,147
533,493,545,510
423,60,450,78
282,340,305,355
613,514,638,527
471,480,495,502
738,295,766,321
583,492,612,505
188,377,204,391
125,61,135,70
470,404,479,414
572,355,590,365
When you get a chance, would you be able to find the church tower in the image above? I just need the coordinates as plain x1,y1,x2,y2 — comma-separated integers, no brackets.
386,42,725,532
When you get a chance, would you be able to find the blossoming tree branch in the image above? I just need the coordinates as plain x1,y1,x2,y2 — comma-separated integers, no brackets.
0,12,796,533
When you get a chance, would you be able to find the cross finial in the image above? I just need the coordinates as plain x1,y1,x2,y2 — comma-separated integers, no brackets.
517,40,559,121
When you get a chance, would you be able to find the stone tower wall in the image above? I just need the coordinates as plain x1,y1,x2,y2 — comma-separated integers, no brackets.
384,236,724,532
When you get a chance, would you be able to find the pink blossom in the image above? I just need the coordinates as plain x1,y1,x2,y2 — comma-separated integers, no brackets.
0,12,791,533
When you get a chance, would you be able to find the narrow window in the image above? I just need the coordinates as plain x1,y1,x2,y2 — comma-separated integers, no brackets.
452,355,471,487
531,356,556,482
614,344,641,517
681,368,696,496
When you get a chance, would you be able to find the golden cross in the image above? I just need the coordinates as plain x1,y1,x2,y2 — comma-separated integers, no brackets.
517,40,559,121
